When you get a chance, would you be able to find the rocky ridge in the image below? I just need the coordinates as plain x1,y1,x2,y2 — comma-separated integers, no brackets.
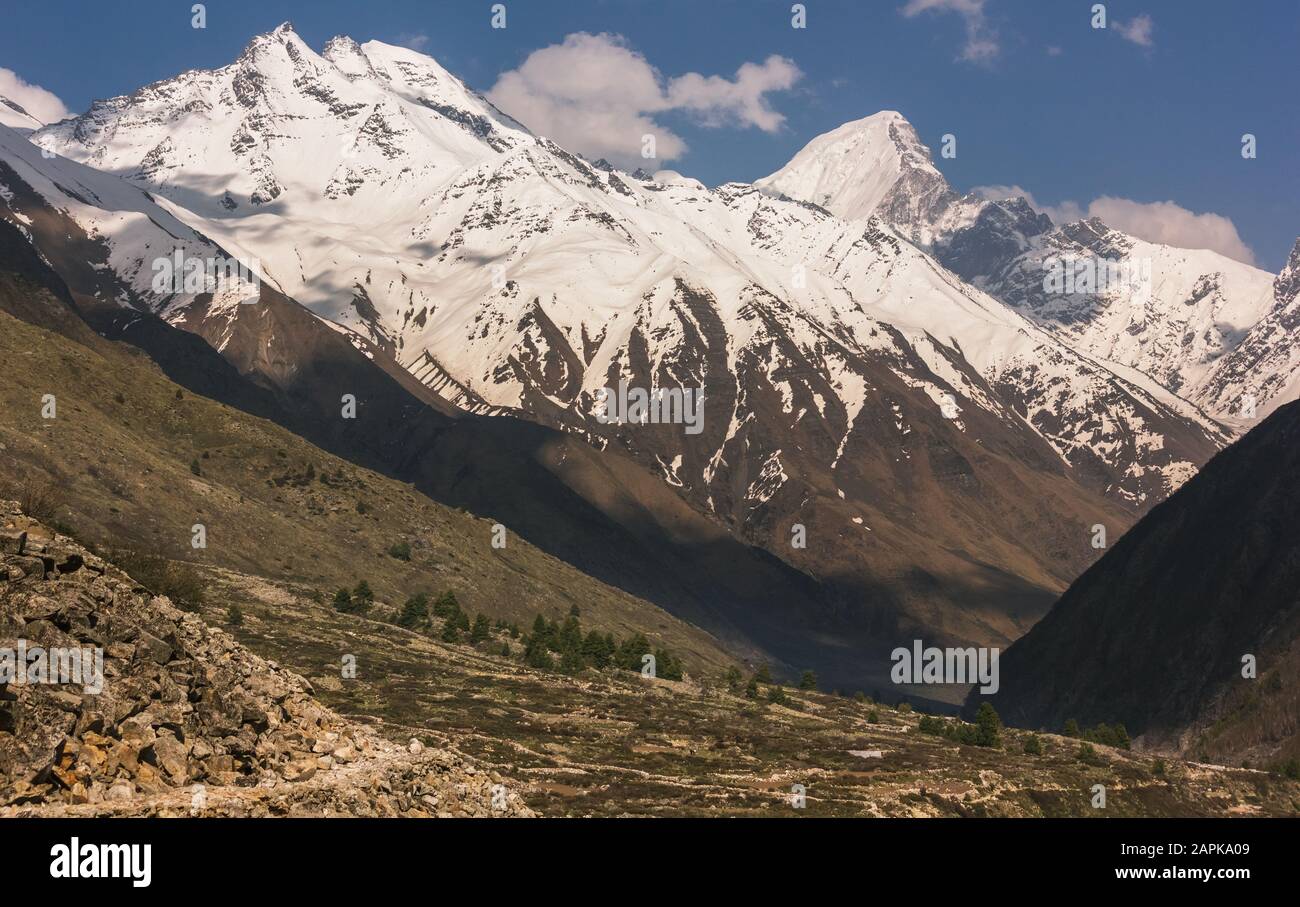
0,501,532,817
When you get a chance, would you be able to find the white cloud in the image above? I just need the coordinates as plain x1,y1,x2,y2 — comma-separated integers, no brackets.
486,32,801,167
900,0,999,63
973,185,1256,265
0,68,72,125
395,33,430,51
1114,14,1155,47
1086,197,1255,264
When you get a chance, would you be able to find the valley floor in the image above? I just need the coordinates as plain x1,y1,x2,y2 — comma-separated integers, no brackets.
197,564,1300,818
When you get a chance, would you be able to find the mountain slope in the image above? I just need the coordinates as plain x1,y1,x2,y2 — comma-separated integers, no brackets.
1193,239,1300,422
0,96,45,134
19,29,1242,685
0,263,740,673
0,124,874,689
972,399,1300,768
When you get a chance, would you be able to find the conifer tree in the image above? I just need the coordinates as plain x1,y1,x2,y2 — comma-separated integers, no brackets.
351,581,374,613
397,593,429,629
332,588,352,613
974,702,1001,747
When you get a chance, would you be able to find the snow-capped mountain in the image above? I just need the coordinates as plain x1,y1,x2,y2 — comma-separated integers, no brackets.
933,209,1280,426
758,112,1288,425
18,24,1241,658
0,122,258,317
754,110,964,243
1195,238,1300,422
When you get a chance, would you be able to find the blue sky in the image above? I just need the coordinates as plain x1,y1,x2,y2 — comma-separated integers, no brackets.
1,0,1295,268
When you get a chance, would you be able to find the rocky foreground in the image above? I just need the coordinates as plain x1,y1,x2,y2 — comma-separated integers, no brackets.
0,502,531,817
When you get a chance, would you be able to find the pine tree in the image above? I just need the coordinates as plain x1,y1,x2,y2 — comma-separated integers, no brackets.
582,630,611,669
559,647,585,675
656,649,683,681
744,677,759,699
1063,718,1081,738
799,670,818,691
524,635,554,669
440,619,461,643
974,702,1002,748
351,581,374,613
559,614,582,653
434,591,461,620
724,666,743,692
617,634,650,671
332,588,352,613
755,664,773,684
397,593,429,629
470,613,492,644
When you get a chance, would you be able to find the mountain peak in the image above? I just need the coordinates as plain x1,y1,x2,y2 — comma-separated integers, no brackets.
754,109,949,224
237,20,312,63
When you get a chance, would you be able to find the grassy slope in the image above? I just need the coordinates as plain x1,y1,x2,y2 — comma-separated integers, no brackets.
0,307,736,674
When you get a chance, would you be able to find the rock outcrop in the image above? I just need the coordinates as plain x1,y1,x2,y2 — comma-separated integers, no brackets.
0,501,532,817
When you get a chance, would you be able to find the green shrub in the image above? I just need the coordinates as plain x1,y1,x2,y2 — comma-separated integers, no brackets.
1077,743,1104,766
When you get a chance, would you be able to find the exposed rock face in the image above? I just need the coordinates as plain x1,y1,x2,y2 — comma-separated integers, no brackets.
0,501,532,817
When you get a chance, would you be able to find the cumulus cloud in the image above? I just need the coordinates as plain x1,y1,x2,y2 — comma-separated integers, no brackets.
1087,197,1255,264
0,68,72,125
972,185,1256,265
1114,14,1155,47
900,0,999,63
486,32,801,166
